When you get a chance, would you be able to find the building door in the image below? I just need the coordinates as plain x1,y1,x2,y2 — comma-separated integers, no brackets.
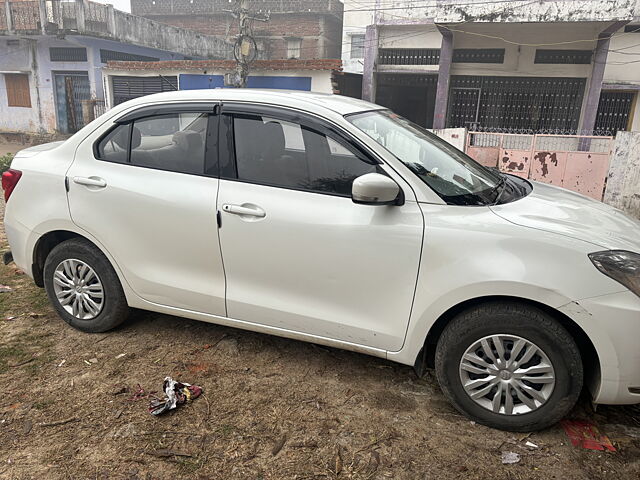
376,74,438,128
54,72,91,134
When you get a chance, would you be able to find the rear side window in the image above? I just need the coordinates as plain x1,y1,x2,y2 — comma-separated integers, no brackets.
96,124,129,163
130,113,208,175
95,112,209,175
232,114,377,196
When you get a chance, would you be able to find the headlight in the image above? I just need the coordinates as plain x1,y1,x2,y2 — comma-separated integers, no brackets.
589,250,640,298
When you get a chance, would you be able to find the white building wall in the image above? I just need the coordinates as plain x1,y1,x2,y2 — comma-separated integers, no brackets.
341,0,376,75
0,39,43,133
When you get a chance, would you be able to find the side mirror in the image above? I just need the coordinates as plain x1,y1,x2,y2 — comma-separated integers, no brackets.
352,173,401,205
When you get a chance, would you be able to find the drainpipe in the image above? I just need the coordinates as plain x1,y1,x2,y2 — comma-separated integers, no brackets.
581,20,629,135
433,25,453,130
361,24,378,102
29,39,46,134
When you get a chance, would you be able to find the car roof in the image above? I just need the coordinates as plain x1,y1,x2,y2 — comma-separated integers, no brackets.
121,89,385,116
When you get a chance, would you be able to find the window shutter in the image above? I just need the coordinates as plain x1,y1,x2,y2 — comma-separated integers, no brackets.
5,74,31,108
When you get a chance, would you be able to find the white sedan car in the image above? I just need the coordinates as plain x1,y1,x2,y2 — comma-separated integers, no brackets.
3,90,640,431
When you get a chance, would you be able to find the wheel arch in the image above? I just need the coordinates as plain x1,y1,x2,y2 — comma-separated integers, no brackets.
31,229,132,300
414,295,600,395
32,230,83,287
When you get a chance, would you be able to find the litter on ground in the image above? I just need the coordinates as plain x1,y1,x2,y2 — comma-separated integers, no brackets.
148,377,203,416
561,419,616,452
501,451,521,464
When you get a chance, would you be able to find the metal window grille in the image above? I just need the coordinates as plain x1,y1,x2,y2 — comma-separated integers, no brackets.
378,48,440,66
447,76,586,133
594,91,635,135
49,47,88,62
453,48,505,64
534,49,592,64
350,34,365,59
623,25,640,33
112,76,178,105
100,49,160,63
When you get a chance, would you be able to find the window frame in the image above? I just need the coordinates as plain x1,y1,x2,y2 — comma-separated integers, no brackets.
93,103,220,177
350,34,366,59
219,103,388,198
286,38,302,59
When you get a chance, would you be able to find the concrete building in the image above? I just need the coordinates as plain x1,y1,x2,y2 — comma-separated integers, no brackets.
130,0,344,61
0,0,232,134
340,0,640,135
102,59,342,107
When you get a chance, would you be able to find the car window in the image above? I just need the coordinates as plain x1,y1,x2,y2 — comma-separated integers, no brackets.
130,113,208,175
96,124,129,163
232,114,377,196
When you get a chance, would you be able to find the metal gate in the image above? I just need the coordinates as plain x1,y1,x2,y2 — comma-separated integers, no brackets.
111,75,178,105
54,72,91,134
448,76,586,133
466,132,614,200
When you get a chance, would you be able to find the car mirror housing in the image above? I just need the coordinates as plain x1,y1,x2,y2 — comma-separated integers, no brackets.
352,173,401,206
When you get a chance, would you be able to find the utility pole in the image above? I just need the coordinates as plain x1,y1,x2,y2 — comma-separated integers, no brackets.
225,0,269,88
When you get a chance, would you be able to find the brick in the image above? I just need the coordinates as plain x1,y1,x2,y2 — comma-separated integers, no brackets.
106,58,342,71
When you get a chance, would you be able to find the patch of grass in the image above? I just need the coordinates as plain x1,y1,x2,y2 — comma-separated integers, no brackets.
33,398,55,410
0,344,28,374
216,424,235,437
176,456,204,475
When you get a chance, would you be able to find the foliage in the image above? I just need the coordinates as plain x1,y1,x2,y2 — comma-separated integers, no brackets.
0,153,14,174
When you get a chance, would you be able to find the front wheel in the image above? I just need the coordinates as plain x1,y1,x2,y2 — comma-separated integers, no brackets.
43,238,129,333
435,301,583,431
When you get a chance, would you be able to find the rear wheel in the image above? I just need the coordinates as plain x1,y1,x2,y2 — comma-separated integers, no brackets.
43,238,129,333
435,301,583,431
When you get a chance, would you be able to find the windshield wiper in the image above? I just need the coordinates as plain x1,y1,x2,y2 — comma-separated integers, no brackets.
491,174,509,206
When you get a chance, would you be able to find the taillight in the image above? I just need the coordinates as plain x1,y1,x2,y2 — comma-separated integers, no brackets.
2,169,22,202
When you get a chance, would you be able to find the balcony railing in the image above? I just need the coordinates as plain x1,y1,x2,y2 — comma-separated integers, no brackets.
0,0,233,59
0,0,109,34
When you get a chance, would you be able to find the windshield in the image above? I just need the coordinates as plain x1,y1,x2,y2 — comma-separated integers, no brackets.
347,110,506,206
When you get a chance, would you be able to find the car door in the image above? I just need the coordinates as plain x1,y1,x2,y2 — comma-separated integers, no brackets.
67,103,226,315
216,104,424,351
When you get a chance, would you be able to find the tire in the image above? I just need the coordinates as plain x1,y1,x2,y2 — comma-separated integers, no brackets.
435,301,582,432
43,238,129,333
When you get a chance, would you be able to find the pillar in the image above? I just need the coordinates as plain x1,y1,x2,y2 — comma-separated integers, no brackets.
581,21,629,135
433,26,453,130
362,24,378,102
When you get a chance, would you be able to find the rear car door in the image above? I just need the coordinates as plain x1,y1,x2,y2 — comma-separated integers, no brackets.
216,104,424,351
67,103,226,315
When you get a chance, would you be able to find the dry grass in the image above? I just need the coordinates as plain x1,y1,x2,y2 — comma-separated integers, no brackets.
1,198,639,480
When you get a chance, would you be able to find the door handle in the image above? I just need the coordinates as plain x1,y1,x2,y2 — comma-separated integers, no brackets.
73,176,107,188
222,203,266,218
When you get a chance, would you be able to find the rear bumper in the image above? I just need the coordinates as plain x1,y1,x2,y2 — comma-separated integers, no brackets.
559,291,640,405
3,215,32,279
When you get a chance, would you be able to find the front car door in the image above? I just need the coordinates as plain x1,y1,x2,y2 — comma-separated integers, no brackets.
67,103,226,315
216,104,424,351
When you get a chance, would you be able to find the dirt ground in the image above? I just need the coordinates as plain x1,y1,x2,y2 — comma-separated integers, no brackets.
1,178,639,480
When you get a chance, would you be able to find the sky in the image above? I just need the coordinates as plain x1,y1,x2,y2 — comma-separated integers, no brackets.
93,0,131,13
